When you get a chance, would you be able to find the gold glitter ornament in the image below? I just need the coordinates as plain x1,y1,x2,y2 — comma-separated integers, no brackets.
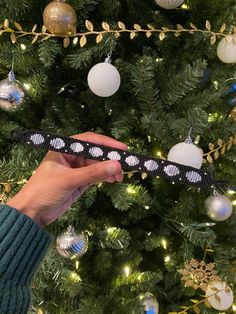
43,0,77,35
179,259,220,292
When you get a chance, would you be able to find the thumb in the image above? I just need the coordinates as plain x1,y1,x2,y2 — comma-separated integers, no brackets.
69,160,122,188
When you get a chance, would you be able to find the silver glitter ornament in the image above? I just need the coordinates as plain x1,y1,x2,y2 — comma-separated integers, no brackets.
56,226,88,258
205,191,233,222
0,70,26,112
141,293,159,314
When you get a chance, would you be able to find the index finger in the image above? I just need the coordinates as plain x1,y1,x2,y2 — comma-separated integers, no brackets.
71,132,128,151
63,132,128,166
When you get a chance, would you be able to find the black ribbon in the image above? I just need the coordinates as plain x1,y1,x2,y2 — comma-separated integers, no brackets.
12,130,227,190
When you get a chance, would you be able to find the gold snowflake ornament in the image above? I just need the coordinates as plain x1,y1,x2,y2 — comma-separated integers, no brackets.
179,259,220,292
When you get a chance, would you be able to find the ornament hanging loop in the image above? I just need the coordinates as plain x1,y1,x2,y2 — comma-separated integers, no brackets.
185,127,193,144
8,56,15,82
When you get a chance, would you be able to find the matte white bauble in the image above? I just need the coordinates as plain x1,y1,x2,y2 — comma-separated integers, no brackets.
205,194,233,222
217,35,236,63
87,62,121,97
167,142,203,169
155,0,185,9
206,281,234,310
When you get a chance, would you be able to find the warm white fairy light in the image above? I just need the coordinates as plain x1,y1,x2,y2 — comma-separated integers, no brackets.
75,260,79,270
164,255,171,263
145,205,150,209
124,265,131,277
232,200,236,206
126,185,137,195
161,239,168,250
23,83,31,90
73,37,78,45
156,150,163,157
181,3,190,9
69,271,81,282
107,227,117,234
20,44,27,50
232,304,236,312
228,190,235,195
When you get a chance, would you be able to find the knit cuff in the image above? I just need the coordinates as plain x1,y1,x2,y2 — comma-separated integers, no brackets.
0,205,52,285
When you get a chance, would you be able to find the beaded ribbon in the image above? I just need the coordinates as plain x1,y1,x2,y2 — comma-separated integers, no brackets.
12,130,226,190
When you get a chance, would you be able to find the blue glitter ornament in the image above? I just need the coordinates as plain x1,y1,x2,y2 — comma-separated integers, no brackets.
56,226,88,258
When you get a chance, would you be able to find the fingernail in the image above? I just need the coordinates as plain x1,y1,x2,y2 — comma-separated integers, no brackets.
107,162,120,175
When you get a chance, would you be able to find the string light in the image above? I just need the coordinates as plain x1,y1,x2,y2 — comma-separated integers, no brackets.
164,255,171,263
145,205,150,209
181,3,190,9
20,43,27,50
69,271,81,283
161,239,168,250
156,150,163,157
73,37,78,45
107,227,117,234
23,83,31,90
232,200,236,206
75,260,79,270
232,304,236,312
228,190,235,195
126,185,137,195
123,265,131,277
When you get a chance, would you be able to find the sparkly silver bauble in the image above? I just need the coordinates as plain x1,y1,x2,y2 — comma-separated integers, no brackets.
142,293,159,314
155,0,185,9
0,70,26,112
56,226,88,258
205,193,233,222
206,281,234,310
167,136,203,169
87,56,121,97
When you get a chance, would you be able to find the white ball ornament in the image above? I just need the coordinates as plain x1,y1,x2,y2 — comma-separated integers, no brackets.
217,35,236,63
87,55,121,97
205,193,233,222
206,281,234,311
167,137,203,169
155,0,185,9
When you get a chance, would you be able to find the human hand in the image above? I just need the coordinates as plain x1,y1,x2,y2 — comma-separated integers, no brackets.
7,132,127,226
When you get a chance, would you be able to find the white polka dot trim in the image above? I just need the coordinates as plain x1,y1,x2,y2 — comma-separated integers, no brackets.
164,165,180,177
50,138,65,149
89,147,103,157
144,160,158,171
107,151,121,160
70,142,84,153
186,171,202,183
125,155,139,166
30,134,45,145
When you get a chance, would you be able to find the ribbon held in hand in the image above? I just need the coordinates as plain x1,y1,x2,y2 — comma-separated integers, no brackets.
12,130,227,190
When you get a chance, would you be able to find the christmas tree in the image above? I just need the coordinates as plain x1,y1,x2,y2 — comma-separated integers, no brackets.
0,0,236,313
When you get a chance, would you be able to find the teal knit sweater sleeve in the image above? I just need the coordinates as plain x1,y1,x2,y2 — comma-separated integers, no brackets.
0,205,52,314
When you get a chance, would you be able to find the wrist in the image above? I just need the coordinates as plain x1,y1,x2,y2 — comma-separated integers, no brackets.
6,192,43,226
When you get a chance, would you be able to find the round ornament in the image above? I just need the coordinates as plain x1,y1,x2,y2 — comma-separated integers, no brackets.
155,0,185,9
217,35,236,64
43,0,77,35
0,70,26,112
87,55,121,97
205,193,233,222
206,281,234,310
167,137,203,169
56,226,88,258
142,293,159,314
